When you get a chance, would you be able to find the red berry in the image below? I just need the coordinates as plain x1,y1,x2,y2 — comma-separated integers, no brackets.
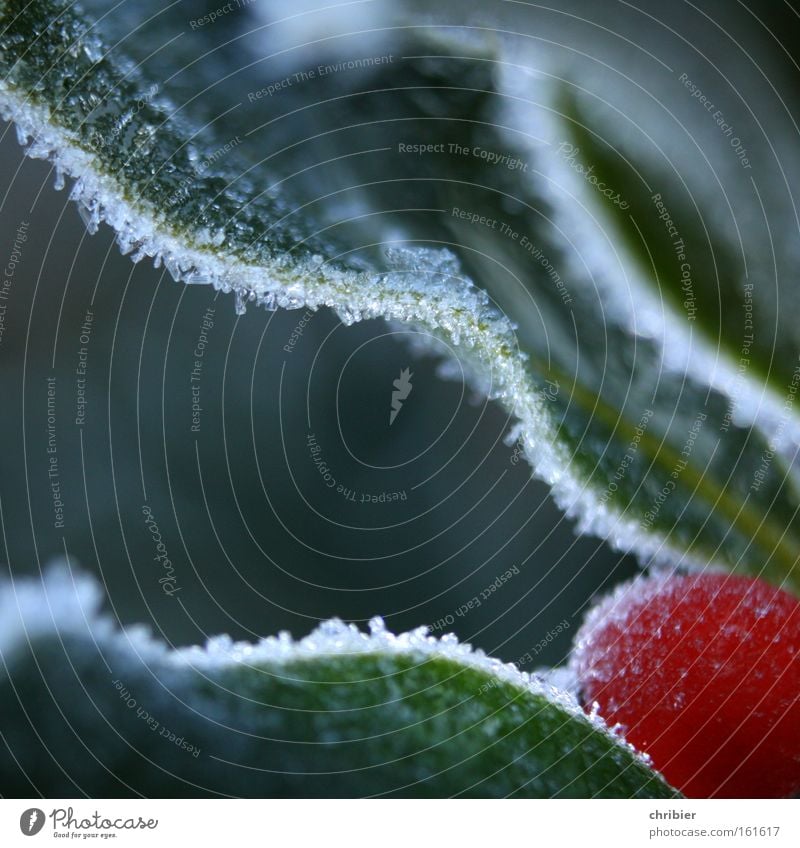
573,572,800,798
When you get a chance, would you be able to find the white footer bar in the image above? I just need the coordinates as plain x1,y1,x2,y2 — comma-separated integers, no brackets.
1,798,796,847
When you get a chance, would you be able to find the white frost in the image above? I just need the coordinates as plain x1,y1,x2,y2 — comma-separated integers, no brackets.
499,69,800,455
0,565,647,760
0,81,725,575
0,561,172,675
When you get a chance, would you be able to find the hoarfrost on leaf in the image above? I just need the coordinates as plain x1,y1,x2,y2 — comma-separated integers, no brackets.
3,0,798,590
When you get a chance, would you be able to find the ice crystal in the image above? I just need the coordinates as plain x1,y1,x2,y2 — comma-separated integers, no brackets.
0,564,644,760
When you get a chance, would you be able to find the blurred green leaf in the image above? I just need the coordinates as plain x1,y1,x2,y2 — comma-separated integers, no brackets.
0,569,678,797
560,87,799,405
1,0,798,596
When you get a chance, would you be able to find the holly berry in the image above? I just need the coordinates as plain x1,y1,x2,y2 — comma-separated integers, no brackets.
573,572,800,798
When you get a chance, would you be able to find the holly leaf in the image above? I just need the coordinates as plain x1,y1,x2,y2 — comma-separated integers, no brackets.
1,0,798,595
0,567,678,797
